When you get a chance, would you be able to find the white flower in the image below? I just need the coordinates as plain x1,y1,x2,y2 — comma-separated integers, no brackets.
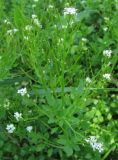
31,15,42,28
4,19,10,25
24,36,29,40
103,27,108,31
13,28,18,32
47,5,54,11
26,126,33,132
32,14,37,19
7,30,12,35
28,110,32,113
58,38,64,45
62,25,67,29
33,18,42,28
86,77,92,83
103,73,111,80
64,7,77,15
93,99,98,105
14,112,22,121
25,25,33,31
86,136,104,153
27,93,30,98
48,5,54,9
6,124,15,133
103,49,112,58
54,25,57,28
104,17,109,22
6,28,18,36
15,82,19,85
17,87,27,96
3,99,10,109
82,38,87,42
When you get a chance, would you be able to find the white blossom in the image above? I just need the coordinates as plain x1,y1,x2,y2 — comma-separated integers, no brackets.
104,17,109,22
82,38,87,42
3,99,10,109
86,136,104,153
28,110,32,113
48,5,54,9
6,28,18,36
33,18,42,28
58,38,64,45
64,7,77,15
31,15,42,28
15,82,19,85
13,28,18,32
32,14,37,19
62,25,68,29
93,99,99,105
26,126,33,132
103,49,112,58
4,19,10,25
24,36,29,40
103,27,108,31
6,124,15,133
103,73,111,80
7,30,13,35
14,112,22,121
86,77,92,83
17,87,27,96
25,25,33,31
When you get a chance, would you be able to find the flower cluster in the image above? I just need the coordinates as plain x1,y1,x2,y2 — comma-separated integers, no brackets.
4,19,11,25
25,25,33,31
3,99,10,109
48,5,54,9
86,77,92,83
6,110,33,133
6,124,33,133
6,28,18,36
26,126,33,132
103,27,108,32
103,73,111,80
64,7,77,15
82,38,87,42
6,124,15,133
32,14,42,28
14,112,22,121
17,87,27,96
104,17,109,22
24,36,29,40
103,49,112,58
86,136,104,153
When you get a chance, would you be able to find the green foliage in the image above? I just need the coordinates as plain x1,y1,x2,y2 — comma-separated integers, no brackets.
0,0,118,159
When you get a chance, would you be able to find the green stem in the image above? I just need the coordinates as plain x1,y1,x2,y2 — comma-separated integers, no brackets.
101,146,116,160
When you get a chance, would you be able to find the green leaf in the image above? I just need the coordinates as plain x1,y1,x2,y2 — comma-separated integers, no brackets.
63,146,73,156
